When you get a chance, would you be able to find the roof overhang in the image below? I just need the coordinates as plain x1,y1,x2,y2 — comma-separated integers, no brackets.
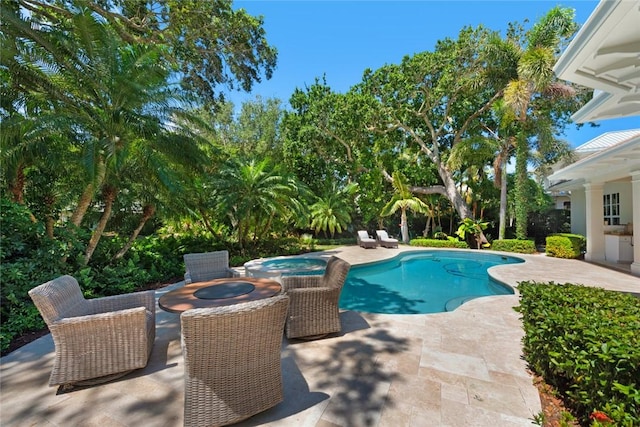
553,0,640,123
547,133,640,187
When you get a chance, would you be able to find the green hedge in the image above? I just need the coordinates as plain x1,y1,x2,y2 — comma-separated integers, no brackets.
409,238,468,249
491,239,536,254
515,282,640,425
546,233,586,259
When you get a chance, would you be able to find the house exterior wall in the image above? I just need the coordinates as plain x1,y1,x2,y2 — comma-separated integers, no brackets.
602,181,633,226
570,188,586,236
553,195,571,210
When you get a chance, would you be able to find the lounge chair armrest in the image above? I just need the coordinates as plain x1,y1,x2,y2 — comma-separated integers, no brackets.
281,275,323,291
88,290,156,314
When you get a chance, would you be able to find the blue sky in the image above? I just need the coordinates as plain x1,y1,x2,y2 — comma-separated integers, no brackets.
227,1,639,148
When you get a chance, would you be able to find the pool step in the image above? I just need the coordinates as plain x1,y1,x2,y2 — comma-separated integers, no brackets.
444,296,482,312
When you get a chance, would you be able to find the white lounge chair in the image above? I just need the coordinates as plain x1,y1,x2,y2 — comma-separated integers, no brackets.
357,230,378,248
376,230,399,248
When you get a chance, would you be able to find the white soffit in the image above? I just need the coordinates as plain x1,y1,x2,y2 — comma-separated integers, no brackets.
547,130,640,184
553,0,640,123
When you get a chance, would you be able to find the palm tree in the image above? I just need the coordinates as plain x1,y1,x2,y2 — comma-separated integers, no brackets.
214,158,310,248
5,8,209,264
502,6,579,239
309,182,357,238
381,171,428,243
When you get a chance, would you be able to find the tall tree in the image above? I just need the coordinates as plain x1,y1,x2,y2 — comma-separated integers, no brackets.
4,7,207,264
502,6,585,239
356,25,514,221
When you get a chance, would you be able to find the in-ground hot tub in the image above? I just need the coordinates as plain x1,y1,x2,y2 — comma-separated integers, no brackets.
244,256,327,283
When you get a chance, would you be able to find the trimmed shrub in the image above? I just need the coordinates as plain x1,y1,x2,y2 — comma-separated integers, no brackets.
491,239,536,254
515,282,640,426
546,233,586,259
409,238,468,249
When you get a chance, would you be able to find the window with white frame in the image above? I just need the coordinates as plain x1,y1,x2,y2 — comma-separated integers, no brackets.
603,193,620,225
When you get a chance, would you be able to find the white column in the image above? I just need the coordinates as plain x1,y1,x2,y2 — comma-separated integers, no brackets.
630,172,640,277
584,183,605,262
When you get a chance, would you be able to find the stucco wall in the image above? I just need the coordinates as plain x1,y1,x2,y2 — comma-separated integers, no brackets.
570,188,586,236
603,181,633,225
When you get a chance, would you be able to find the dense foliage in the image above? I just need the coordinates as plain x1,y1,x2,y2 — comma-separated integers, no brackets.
0,198,309,353
516,282,640,426
491,239,537,254
546,233,586,259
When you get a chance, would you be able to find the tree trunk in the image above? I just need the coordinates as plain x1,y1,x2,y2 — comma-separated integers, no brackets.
45,217,55,239
70,158,106,227
514,135,529,239
10,165,25,204
83,185,117,265
423,215,432,237
400,208,409,243
498,156,507,240
197,207,219,238
70,183,95,227
113,204,155,260
439,163,472,220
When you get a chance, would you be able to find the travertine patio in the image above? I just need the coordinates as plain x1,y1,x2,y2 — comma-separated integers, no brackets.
2,246,638,426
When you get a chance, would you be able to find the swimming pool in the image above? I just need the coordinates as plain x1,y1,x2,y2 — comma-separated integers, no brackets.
339,250,523,314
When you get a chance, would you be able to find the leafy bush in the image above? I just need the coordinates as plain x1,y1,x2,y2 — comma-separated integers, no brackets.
515,281,640,425
491,239,536,254
315,237,356,247
546,233,586,259
409,238,468,248
0,198,343,354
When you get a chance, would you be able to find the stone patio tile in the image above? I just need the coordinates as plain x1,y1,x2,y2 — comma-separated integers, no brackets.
441,382,469,405
419,350,491,382
440,398,535,427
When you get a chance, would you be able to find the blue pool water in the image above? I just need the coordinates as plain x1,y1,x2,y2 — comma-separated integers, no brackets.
262,258,326,271
339,250,523,314
261,258,327,276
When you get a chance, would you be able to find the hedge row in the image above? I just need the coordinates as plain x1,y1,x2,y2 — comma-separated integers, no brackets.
515,281,640,426
409,238,468,249
490,239,537,254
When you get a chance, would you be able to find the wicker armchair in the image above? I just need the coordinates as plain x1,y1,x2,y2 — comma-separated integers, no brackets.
28,275,156,388
183,250,237,284
181,294,289,427
281,256,351,339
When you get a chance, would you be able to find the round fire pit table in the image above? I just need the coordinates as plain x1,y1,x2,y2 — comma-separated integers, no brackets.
158,277,282,314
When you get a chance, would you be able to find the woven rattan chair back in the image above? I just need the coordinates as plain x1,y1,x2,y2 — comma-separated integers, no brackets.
28,275,89,325
321,256,351,289
181,294,289,427
183,250,233,283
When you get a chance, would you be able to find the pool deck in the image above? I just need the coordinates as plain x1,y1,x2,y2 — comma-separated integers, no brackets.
2,246,639,426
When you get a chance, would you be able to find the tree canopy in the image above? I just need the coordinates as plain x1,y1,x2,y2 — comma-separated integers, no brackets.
7,0,277,105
